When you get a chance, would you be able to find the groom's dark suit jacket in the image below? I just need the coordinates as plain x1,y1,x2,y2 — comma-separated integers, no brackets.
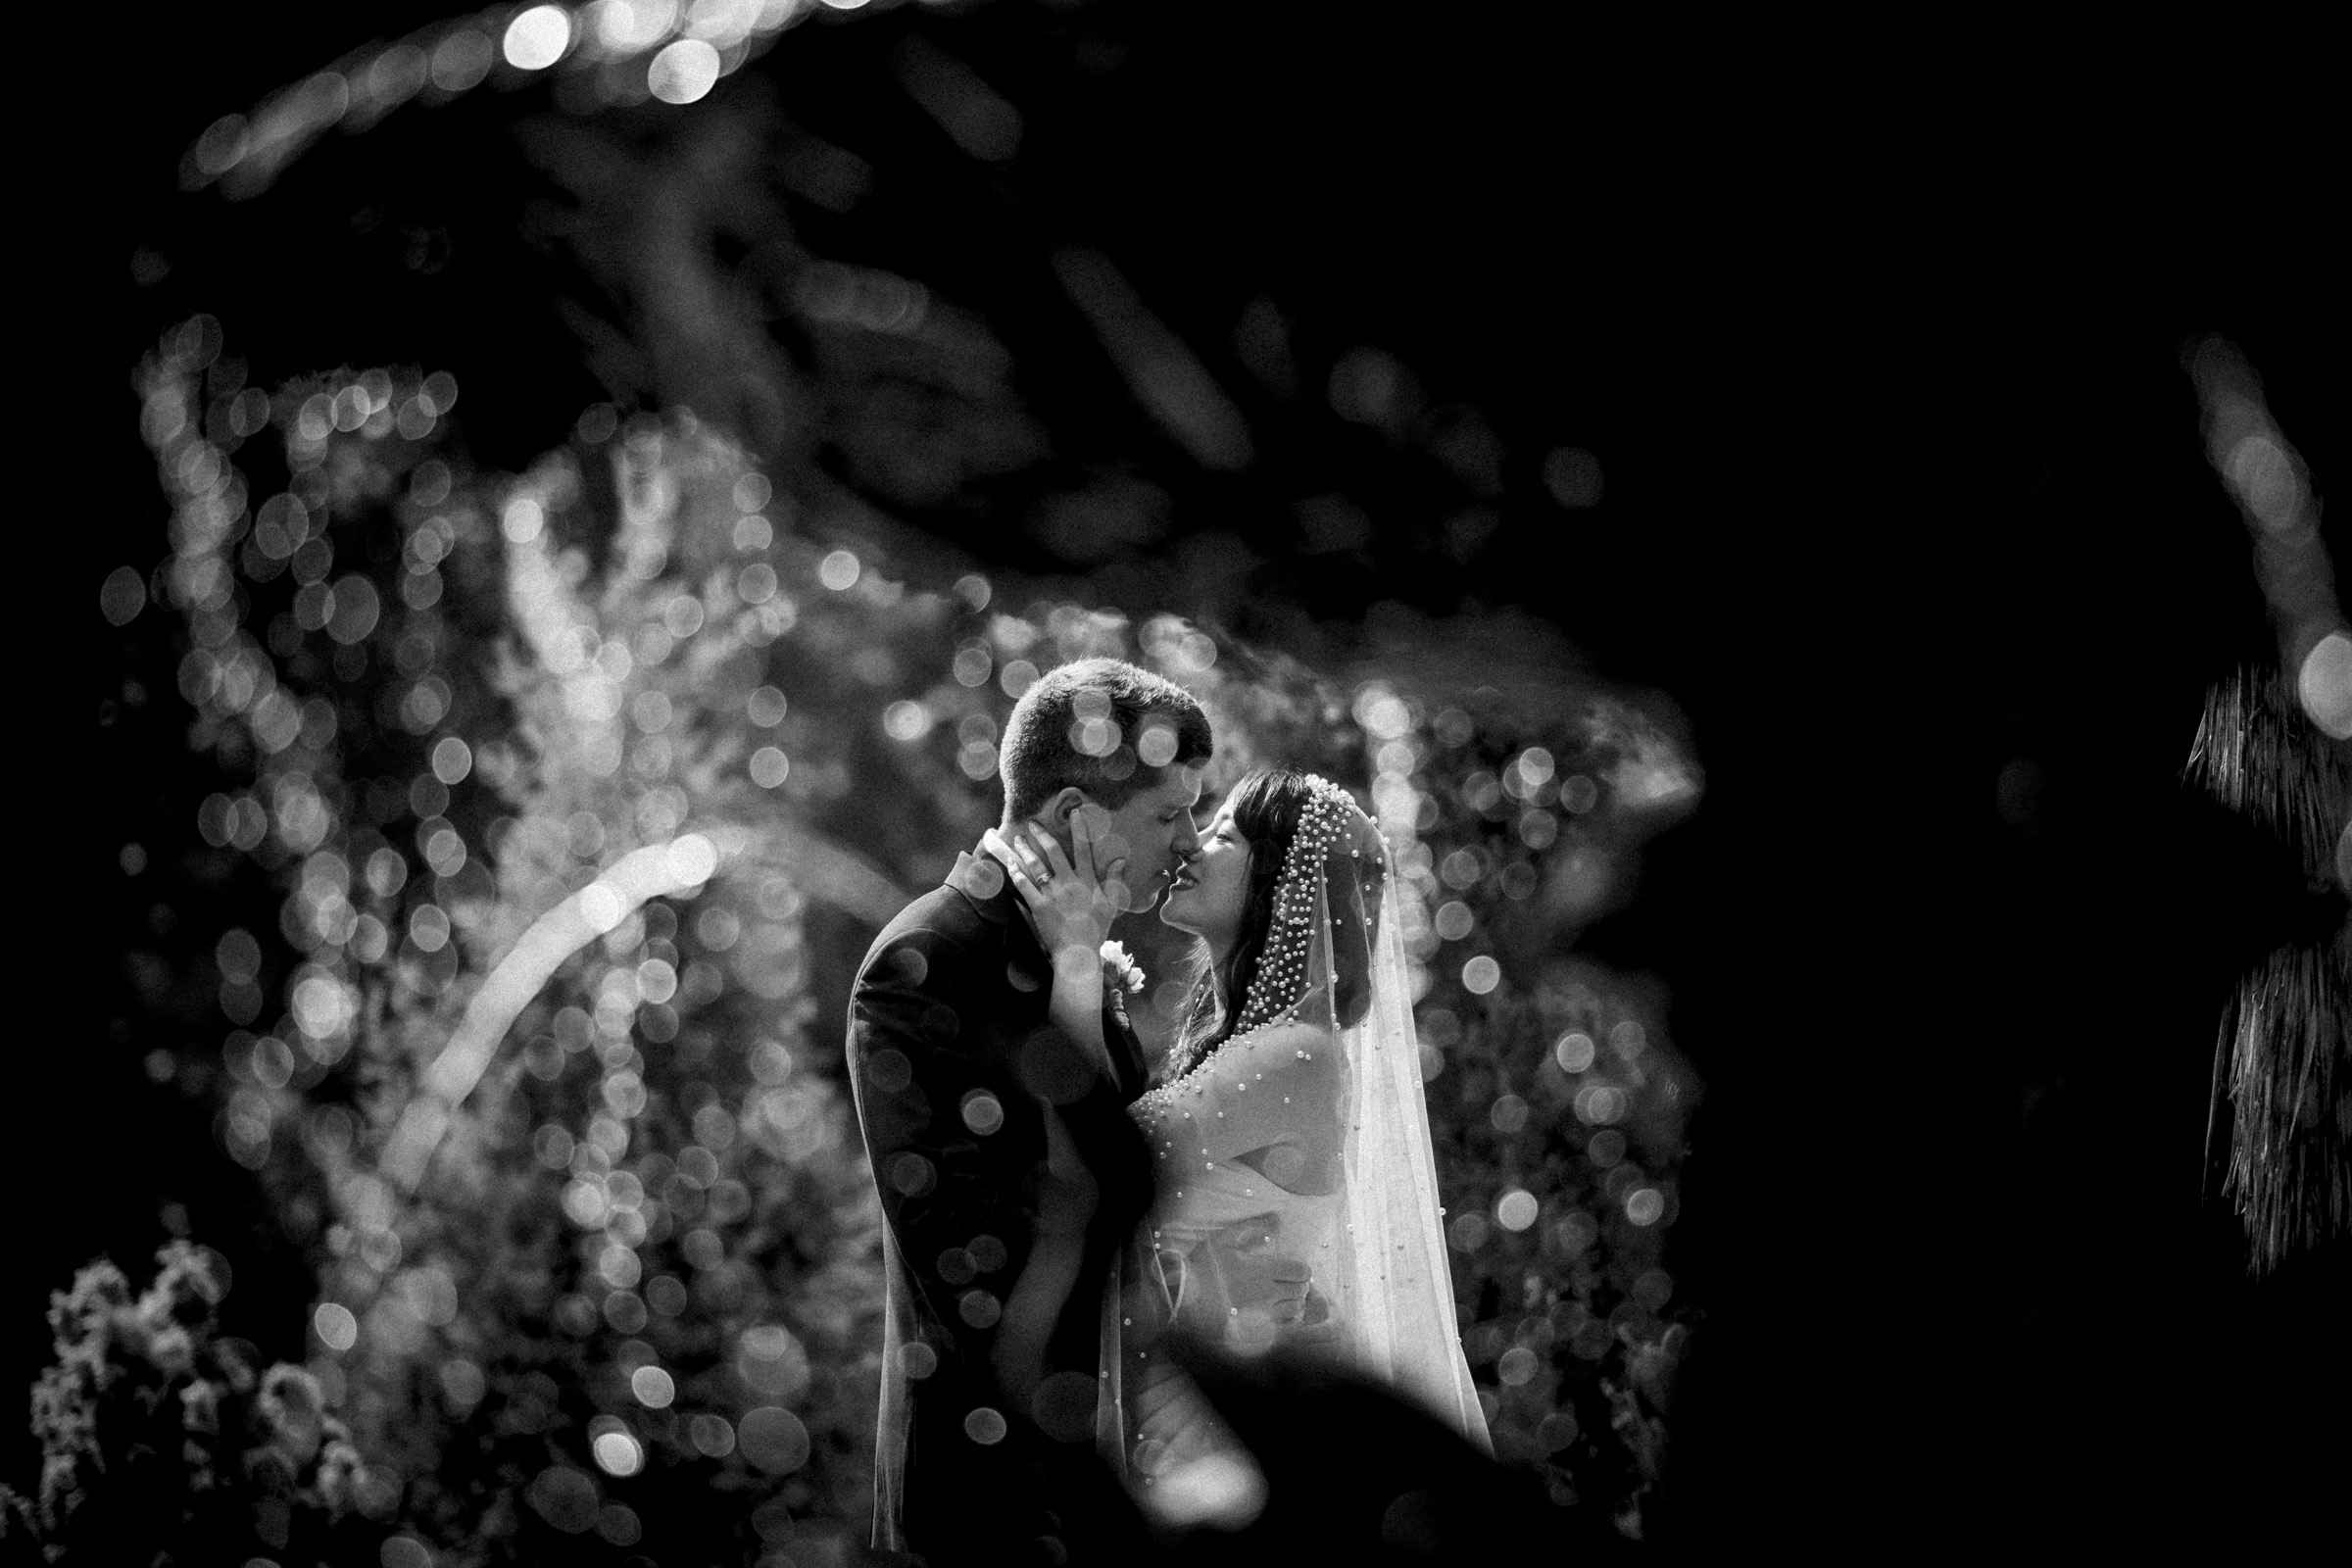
847,848,1152,1565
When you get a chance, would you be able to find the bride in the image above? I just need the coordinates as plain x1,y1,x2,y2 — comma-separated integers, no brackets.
1000,766,1489,1513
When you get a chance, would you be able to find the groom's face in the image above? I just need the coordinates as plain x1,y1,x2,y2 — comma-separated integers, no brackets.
1048,766,1202,911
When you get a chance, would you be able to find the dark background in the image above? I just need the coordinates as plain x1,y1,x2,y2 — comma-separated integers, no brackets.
32,2,2346,1554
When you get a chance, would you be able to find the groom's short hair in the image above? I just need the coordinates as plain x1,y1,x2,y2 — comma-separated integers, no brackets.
999,657,1212,821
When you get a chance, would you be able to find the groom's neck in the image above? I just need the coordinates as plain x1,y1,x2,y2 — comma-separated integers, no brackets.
975,829,1039,933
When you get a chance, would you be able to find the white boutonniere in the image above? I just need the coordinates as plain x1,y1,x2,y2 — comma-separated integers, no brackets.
1099,940,1147,995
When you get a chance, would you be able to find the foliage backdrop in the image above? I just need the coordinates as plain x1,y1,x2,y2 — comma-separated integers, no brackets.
38,7,1712,1561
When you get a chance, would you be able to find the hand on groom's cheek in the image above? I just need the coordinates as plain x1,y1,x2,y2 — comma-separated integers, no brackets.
1046,800,1141,909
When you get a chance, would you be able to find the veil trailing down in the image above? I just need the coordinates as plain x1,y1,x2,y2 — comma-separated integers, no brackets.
1102,774,1491,1503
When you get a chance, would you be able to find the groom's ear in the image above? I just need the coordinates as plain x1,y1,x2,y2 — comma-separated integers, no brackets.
1036,788,1089,839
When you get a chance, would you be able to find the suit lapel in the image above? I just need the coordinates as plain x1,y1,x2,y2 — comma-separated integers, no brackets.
1103,1004,1149,1102
946,850,1052,1003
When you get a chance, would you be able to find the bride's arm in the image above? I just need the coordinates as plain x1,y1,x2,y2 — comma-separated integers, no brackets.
1140,1021,1339,1167
991,821,1119,1081
1042,942,1111,1078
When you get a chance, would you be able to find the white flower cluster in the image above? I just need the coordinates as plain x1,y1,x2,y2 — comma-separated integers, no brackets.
1098,939,1146,995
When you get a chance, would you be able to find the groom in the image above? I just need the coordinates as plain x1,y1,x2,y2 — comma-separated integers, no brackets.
847,658,1211,1566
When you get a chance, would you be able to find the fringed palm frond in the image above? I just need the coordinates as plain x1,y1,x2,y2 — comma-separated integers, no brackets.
2216,924,2352,1274
2189,666,2352,1275
2184,667,2352,890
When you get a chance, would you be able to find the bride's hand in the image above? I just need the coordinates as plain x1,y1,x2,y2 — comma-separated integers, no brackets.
1288,1283,1338,1347
1001,814,1128,967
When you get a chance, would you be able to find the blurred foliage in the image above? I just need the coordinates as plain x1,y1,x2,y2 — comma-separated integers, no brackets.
115,304,1703,1557
93,9,1706,1557
1205,635,1706,1536
13,1242,372,1563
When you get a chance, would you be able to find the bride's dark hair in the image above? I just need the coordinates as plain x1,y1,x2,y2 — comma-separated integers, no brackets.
1168,767,1377,1078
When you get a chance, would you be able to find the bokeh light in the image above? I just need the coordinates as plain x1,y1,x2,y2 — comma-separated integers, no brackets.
527,1466,599,1533
629,1365,675,1407
502,7,574,72
739,1405,812,1472
816,549,860,590
380,1537,434,1568
596,1503,642,1545
747,685,788,725
960,1089,1004,1135
431,736,473,784
688,1413,736,1457
437,1357,486,1414
1543,446,1604,509
591,1428,643,1477
313,1301,357,1351
1633,1269,1675,1312
1576,1084,1627,1125
100,565,147,626
884,700,934,742
592,0,677,51
2297,630,2352,738
429,29,496,93
648,38,722,104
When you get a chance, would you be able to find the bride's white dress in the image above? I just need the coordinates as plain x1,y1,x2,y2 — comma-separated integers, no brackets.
1097,779,1490,1501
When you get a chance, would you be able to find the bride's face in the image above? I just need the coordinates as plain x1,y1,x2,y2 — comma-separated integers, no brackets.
1158,799,1251,951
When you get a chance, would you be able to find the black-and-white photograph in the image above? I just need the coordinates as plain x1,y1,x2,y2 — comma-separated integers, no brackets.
20,4,2343,1564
